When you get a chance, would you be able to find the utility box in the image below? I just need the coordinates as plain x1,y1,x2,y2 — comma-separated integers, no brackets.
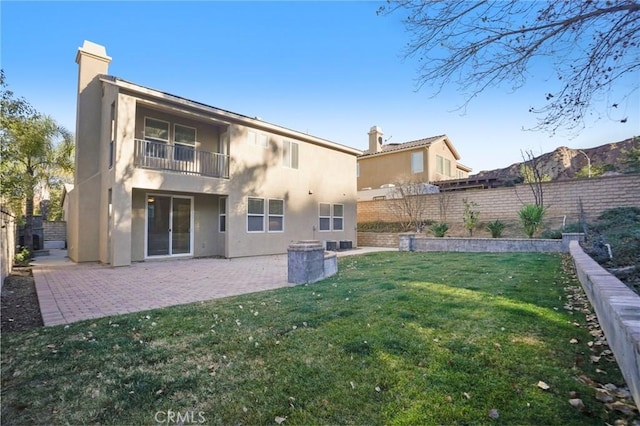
339,240,352,250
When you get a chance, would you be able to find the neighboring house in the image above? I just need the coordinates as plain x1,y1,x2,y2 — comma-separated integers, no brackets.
67,41,359,267
357,126,472,190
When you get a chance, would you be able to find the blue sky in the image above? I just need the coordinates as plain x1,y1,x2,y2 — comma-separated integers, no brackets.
2,1,638,172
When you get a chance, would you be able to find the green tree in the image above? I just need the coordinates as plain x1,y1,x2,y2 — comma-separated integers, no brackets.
462,198,479,237
1,72,74,252
620,140,640,173
379,1,639,134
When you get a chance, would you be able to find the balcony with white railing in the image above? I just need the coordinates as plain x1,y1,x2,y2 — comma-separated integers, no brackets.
133,139,229,178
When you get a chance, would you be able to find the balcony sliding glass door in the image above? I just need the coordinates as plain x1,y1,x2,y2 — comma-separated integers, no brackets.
146,194,192,257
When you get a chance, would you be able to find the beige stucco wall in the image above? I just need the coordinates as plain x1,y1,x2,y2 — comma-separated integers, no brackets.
358,147,429,190
357,139,469,190
428,139,461,181
114,99,356,265
225,123,357,258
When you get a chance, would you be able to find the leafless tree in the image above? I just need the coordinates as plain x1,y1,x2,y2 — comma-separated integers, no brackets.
387,179,431,231
378,1,639,134
518,149,550,208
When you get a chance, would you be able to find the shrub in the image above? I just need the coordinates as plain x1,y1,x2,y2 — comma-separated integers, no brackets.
519,204,545,238
14,246,31,267
462,198,480,236
430,223,449,237
357,221,405,233
486,220,506,238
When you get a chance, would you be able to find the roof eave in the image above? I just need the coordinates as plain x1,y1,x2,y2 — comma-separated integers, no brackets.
100,76,362,156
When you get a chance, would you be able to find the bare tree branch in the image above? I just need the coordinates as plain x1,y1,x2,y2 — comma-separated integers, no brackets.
379,0,640,134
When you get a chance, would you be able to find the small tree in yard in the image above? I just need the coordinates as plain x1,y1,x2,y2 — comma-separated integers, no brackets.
388,178,431,232
462,198,479,237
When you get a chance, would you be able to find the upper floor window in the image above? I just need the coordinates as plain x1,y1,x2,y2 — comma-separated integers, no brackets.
283,140,299,169
436,155,451,176
144,118,170,158
411,152,423,173
174,124,196,162
247,130,268,148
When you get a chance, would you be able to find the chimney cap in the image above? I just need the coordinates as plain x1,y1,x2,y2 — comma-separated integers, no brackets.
75,40,112,64
368,125,383,134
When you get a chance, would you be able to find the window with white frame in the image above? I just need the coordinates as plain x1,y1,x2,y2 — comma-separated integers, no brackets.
144,117,169,158
332,204,344,231
219,197,227,233
319,203,344,231
436,155,452,176
283,140,299,169
411,152,423,173
268,199,284,232
247,197,265,232
247,130,268,148
174,124,196,162
319,203,331,231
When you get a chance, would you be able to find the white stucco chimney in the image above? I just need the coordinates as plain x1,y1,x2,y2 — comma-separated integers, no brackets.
75,41,111,94
368,125,383,154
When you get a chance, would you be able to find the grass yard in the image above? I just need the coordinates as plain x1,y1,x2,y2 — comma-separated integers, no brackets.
1,252,634,425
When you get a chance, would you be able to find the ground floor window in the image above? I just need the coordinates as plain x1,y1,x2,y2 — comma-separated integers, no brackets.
268,199,284,232
219,197,226,232
247,197,285,232
319,203,344,232
247,197,265,232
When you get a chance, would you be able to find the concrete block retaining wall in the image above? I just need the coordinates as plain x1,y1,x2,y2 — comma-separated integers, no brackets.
358,174,640,227
570,241,640,409
398,233,584,253
357,232,398,248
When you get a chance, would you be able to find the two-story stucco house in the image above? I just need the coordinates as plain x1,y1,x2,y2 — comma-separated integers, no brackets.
67,41,360,267
357,126,472,190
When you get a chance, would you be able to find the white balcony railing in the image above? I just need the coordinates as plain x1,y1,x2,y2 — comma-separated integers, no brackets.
134,139,229,178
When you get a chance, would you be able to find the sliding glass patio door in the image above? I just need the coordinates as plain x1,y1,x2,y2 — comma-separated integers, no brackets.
146,194,193,257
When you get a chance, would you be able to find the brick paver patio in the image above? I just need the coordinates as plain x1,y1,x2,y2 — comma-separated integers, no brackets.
33,247,396,326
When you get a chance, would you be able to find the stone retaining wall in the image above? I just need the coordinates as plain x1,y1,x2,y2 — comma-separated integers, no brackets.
569,241,640,410
398,233,584,253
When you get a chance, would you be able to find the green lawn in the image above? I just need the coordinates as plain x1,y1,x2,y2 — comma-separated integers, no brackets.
1,252,631,425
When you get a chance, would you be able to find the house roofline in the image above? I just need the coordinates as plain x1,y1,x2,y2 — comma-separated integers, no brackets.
100,75,362,156
358,134,462,160
456,162,473,172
